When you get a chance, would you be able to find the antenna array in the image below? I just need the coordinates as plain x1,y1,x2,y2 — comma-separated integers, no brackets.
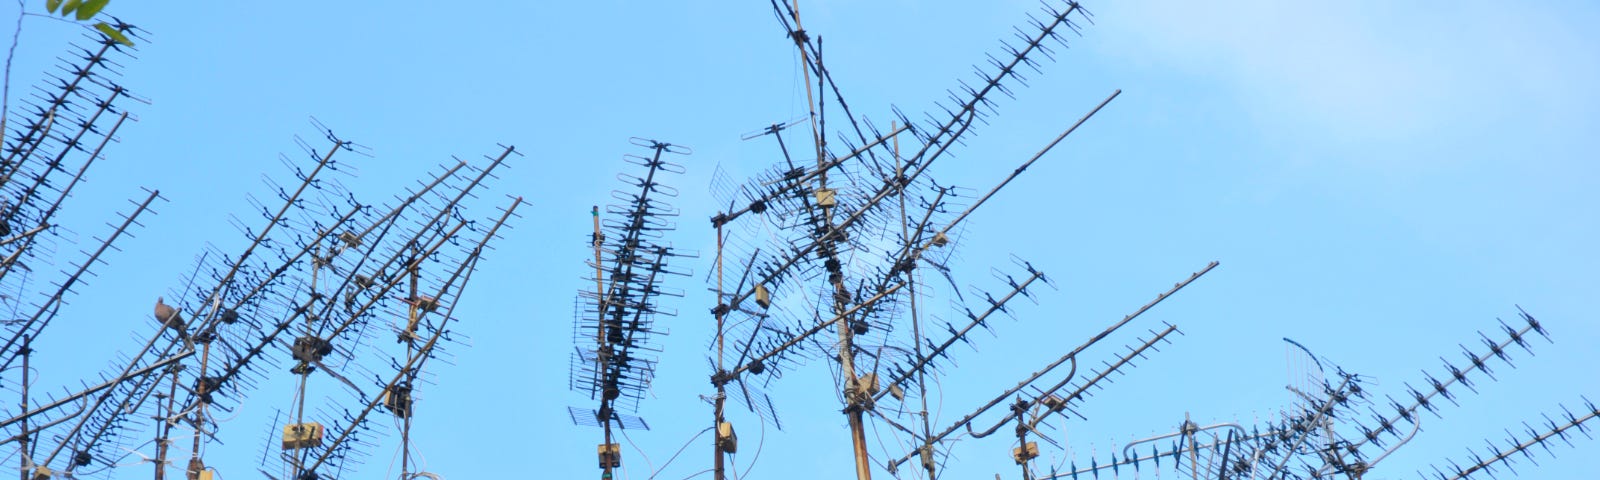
1045,310,1593,480
569,139,692,476
0,3,1588,480
693,2,1231,480
0,27,524,478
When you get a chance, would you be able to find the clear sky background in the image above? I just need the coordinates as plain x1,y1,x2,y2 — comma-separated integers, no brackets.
3,0,1597,479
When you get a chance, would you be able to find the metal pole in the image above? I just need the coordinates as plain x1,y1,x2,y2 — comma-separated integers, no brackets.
713,225,726,480
18,336,30,480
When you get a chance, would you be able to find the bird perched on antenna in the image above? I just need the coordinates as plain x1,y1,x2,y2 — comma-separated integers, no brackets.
153,297,188,339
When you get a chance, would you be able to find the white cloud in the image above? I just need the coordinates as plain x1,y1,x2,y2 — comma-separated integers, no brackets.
1093,0,1600,144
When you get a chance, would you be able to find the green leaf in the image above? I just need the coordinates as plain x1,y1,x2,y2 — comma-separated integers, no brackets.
46,0,62,14
76,0,109,21
93,22,133,46
60,0,82,17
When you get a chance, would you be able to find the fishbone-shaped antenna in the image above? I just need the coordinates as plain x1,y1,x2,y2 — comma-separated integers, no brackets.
1426,398,1599,480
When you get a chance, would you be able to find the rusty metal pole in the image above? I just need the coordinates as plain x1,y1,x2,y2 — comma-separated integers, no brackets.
779,1,874,477
832,250,872,480
846,406,873,480
712,224,727,480
792,1,872,475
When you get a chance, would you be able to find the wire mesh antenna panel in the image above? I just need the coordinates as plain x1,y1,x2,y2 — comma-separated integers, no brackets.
569,139,692,474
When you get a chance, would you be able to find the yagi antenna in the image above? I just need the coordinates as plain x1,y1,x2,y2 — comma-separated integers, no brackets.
570,140,691,477
1426,398,1599,480
885,262,1216,473
0,20,526,477
1053,308,1569,480
1325,311,1553,478
874,266,1047,405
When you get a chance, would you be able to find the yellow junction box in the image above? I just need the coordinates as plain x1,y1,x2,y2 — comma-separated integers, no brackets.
282,422,325,450
815,188,837,207
857,373,880,397
716,421,739,454
1012,441,1039,464
598,443,621,468
754,284,772,309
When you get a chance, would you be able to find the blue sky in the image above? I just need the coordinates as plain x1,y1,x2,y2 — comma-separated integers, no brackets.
3,0,1597,479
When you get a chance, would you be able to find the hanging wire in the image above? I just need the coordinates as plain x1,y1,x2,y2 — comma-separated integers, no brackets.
619,424,656,476
648,427,714,480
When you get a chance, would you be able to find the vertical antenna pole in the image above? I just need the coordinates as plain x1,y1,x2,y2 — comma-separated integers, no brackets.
894,122,939,479
18,336,29,480
1017,400,1032,480
1186,412,1199,480
602,407,613,480
402,403,413,480
190,307,216,480
155,387,166,480
792,0,823,177
592,204,616,480
788,2,871,477
713,224,727,480
592,206,606,348
155,363,180,480
293,246,326,479
402,248,427,480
